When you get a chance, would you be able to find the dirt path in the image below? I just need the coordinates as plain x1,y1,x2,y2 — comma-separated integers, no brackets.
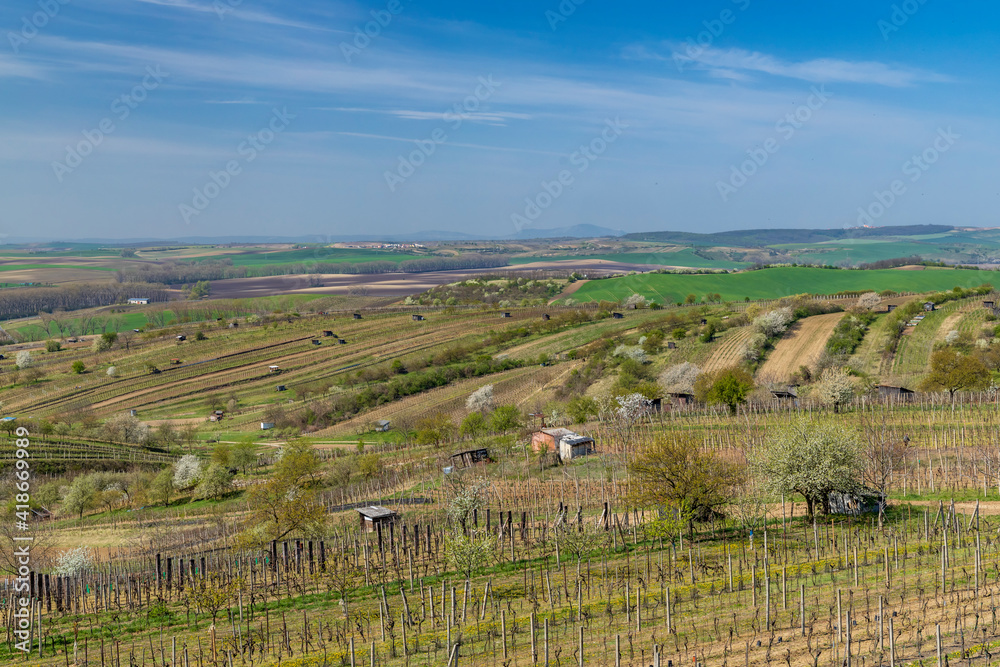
933,311,964,343
550,279,587,304
758,312,844,382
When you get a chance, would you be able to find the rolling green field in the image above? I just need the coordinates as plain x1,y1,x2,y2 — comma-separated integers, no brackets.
773,239,962,265
510,249,749,269
571,266,997,304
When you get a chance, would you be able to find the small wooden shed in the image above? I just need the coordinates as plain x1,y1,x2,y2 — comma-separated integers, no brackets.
357,506,398,533
412,314,425,321
353,313,363,320
611,312,624,319
449,448,491,469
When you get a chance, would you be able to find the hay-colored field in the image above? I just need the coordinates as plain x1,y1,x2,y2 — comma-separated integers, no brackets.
758,312,844,382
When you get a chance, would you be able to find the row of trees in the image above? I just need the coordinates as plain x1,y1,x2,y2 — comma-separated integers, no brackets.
114,255,510,285
629,414,903,535
0,283,168,324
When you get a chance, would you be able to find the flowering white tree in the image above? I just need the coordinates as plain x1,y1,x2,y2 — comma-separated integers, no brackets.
753,307,794,338
857,292,881,311
106,366,117,377
624,294,651,308
658,362,701,394
615,393,653,423
945,330,960,345
52,547,96,576
815,367,856,413
15,351,32,369
466,384,495,412
613,345,648,364
173,454,202,490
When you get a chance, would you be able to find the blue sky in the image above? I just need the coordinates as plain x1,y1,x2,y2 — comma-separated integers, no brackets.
1,0,998,240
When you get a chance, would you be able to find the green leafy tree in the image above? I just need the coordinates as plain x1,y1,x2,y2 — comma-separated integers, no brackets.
71,361,85,374
567,396,598,424
920,348,991,398
231,438,257,475
195,464,234,500
150,468,174,507
629,436,744,537
62,475,98,522
446,533,497,579
695,367,755,414
489,404,522,434
759,417,863,517
45,340,61,352
189,280,212,299
459,412,488,440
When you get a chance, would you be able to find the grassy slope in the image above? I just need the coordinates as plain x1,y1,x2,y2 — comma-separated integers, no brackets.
572,266,995,304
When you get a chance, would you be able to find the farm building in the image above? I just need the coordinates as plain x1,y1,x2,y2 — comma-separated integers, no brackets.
323,331,334,337
668,392,695,405
828,489,886,516
531,427,577,453
770,386,798,400
337,339,348,345
260,422,275,430
374,420,391,432
559,435,595,461
176,335,186,341
412,314,424,321
985,301,995,309
886,304,897,313
878,385,915,401
667,341,676,349
353,313,363,320
170,358,182,365
311,339,321,346
128,409,138,417
357,506,398,533
612,312,624,319
924,302,936,311
268,365,281,373
276,385,287,392
541,314,550,321
501,312,512,318
228,322,239,328
449,448,491,469
127,298,150,305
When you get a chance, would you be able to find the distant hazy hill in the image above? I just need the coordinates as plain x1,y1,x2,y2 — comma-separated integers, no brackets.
624,225,954,247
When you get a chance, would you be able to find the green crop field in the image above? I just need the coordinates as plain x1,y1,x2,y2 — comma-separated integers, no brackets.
571,266,997,304
510,249,748,269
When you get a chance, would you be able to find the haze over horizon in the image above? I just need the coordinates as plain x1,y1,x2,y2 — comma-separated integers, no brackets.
2,0,998,240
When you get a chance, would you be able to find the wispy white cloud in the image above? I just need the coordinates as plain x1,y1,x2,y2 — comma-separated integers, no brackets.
130,0,341,32
0,55,47,80
630,45,951,87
